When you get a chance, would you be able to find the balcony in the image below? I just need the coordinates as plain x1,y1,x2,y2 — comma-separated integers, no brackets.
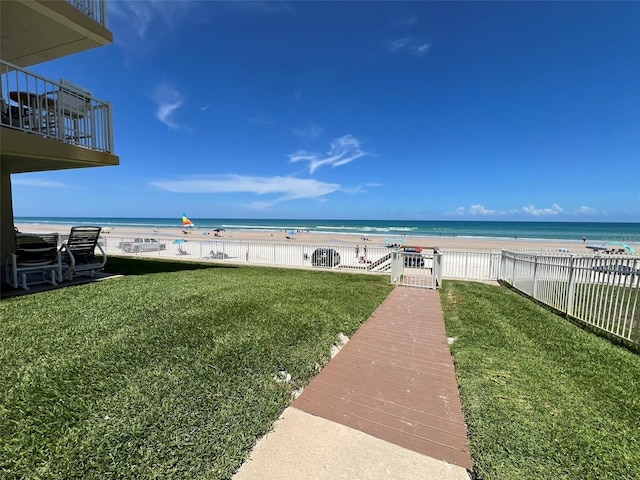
0,0,112,68
1,60,118,174
66,0,108,26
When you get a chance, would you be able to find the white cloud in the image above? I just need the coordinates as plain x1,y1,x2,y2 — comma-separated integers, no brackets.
342,183,382,194
151,83,185,129
289,134,366,174
469,204,496,215
416,43,432,54
150,175,342,206
389,37,412,51
388,37,432,56
290,123,324,139
576,206,597,215
109,0,194,40
12,178,65,188
450,203,565,217
522,204,563,216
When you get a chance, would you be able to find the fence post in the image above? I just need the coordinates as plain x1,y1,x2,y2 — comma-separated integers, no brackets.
566,255,577,316
532,255,539,299
390,250,402,284
464,253,469,279
488,251,494,280
433,252,442,289
106,102,114,152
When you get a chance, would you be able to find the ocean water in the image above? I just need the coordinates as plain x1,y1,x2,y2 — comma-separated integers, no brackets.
14,217,640,243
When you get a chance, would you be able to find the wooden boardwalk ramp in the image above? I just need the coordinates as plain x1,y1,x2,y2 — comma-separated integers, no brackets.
293,286,473,470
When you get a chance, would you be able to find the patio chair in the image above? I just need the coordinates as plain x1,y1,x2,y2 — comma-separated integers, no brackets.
6,233,61,290
59,226,106,280
42,79,95,145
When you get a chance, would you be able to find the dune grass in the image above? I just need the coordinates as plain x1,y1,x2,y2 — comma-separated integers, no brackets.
0,259,393,479
440,280,640,480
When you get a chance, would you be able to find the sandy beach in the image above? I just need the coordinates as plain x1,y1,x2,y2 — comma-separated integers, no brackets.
15,222,598,253
12,222,638,286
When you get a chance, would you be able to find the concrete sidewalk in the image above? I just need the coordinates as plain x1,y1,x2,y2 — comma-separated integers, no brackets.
234,408,470,479
234,287,472,480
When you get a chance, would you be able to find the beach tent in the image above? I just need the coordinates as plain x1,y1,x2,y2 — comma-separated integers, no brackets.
605,242,636,254
382,237,405,247
586,241,636,254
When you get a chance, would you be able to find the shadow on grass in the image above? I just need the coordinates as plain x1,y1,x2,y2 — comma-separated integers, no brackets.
104,256,238,276
498,280,640,355
0,257,237,300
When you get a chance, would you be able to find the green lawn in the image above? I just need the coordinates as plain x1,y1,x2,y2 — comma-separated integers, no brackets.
5,260,639,480
441,280,640,480
0,258,393,479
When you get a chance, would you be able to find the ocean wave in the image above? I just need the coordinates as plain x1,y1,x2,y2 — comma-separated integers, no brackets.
322,225,417,233
14,217,640,242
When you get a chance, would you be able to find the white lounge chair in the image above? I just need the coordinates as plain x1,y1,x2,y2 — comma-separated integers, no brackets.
59,226,107,280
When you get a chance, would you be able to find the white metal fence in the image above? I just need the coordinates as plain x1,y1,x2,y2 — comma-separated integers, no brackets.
500,251,640,348
87,235,640,346
97,235,394,273
440,250,502,281
390,250,443,289
95,236,503,284
100,235,452,288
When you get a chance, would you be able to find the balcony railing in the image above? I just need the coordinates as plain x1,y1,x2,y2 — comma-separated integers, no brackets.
67,0,108,28
1,60,114,153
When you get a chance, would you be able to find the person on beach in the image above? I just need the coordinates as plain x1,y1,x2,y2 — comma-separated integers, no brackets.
355,245,360,258
363,244,367,259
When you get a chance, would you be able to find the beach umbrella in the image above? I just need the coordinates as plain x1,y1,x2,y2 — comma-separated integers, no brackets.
289,230,296,236
213,228,225,232
173,239,187,244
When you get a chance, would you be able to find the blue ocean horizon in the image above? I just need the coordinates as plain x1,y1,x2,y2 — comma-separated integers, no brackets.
14,217,640,243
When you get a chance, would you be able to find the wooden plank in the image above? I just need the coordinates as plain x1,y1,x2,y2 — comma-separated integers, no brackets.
293,287,473,470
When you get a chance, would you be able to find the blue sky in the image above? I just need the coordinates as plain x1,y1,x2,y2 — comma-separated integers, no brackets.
13,1,640,221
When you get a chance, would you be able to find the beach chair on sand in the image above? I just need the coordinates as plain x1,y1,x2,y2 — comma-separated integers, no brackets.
59,226,107,280
6,233,61,290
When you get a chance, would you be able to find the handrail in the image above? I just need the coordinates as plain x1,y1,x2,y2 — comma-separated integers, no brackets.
0,59,114,153
66,0,108,28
